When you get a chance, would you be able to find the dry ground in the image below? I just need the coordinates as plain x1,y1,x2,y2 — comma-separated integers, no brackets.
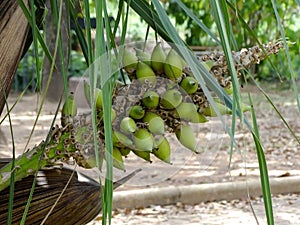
0,82,299,224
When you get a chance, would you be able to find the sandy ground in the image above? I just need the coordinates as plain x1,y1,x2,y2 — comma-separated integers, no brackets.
1,83,300,224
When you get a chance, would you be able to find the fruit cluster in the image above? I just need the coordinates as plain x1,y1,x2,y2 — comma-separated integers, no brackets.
0,41,284,187
56,41,283,171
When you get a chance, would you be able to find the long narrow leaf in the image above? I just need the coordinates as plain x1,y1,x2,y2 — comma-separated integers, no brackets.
125,0,172,43
270,0,300,115
29,0,41,91
211,1,274,224
6,102,16,225
210,0,242,116
249,93,274,225
151,0,240,148
251,78,300,144
174,0,220,45
83,0,94,65
225,0,282,80
68,3,89,64
17,0,53,66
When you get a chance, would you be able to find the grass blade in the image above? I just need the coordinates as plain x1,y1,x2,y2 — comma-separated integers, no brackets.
151,0,239,147
125,0,172,43
225,0,282,80
174,0,220,45
83,0,94,65
29,0,41,91
270,0,300,115
6,102,16,225
248,93,274,225
17,0,53,66
68,2,89,64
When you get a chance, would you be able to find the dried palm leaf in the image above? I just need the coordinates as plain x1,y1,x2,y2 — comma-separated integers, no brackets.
0,159,140,225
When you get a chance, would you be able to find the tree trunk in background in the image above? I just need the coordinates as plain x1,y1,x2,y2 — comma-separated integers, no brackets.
0,0,29,115
42,0,70,102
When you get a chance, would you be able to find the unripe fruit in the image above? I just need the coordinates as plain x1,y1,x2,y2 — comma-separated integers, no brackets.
135,48,151,66
133,128,154,152
84,80,91,107
172,102,208,123
113,131,133,148
113,147,125,171
129,105,145,120
119,148,131,157
143,112,165,135
151,42,166,74
84,155,104,169
202,102,231,117
202,60,215,71
95,88,103,109
142,91,160,109
161,89,182,109
190,112,209,123
122,48,138,74
120,117,137,134
175,124,198,153
241,102,251,112
62,93,77,117
180,76,198,94
224,84,233,95
136,61,156,84
153,136,171,164
164,49,183,80
133,150,151,162
83,81,103,109
98,109,116,122
173,102,198,121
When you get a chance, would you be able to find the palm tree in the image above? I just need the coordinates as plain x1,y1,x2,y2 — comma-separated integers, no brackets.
1,1,298,225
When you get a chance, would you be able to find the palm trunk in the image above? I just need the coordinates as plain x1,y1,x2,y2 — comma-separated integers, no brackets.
0,0,30,115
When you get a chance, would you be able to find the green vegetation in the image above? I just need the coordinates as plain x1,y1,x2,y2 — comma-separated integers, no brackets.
1,0,299,225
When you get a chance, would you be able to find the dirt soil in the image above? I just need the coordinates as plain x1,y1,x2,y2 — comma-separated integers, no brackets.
1,82,300,224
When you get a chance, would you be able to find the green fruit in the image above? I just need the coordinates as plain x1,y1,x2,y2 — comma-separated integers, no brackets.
113,147,125,171
84,80,91,107
122,48,138,74
84,155,104,169
120,117,137,134
151,42,166,74
142,91,160,109
241,102,251,112
83,81,103,109
201,60,215,71
133,128,154,152
135,48,151,66
113,131,133,148
173,102,208,123
62,93,77,117
173,102,197,121
175,124,198,153
136,61,156,84
119,148,131,157
129,105,145,120
133,150,151,162
111,109,116,121
143,112,165,135
224,84,233,95
95,88,103,109
180,76,198,94
202,102,231,117
190,112,208,123
164,49,183,80
98,109,116,122
161,89,182,109
153,136,171,164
